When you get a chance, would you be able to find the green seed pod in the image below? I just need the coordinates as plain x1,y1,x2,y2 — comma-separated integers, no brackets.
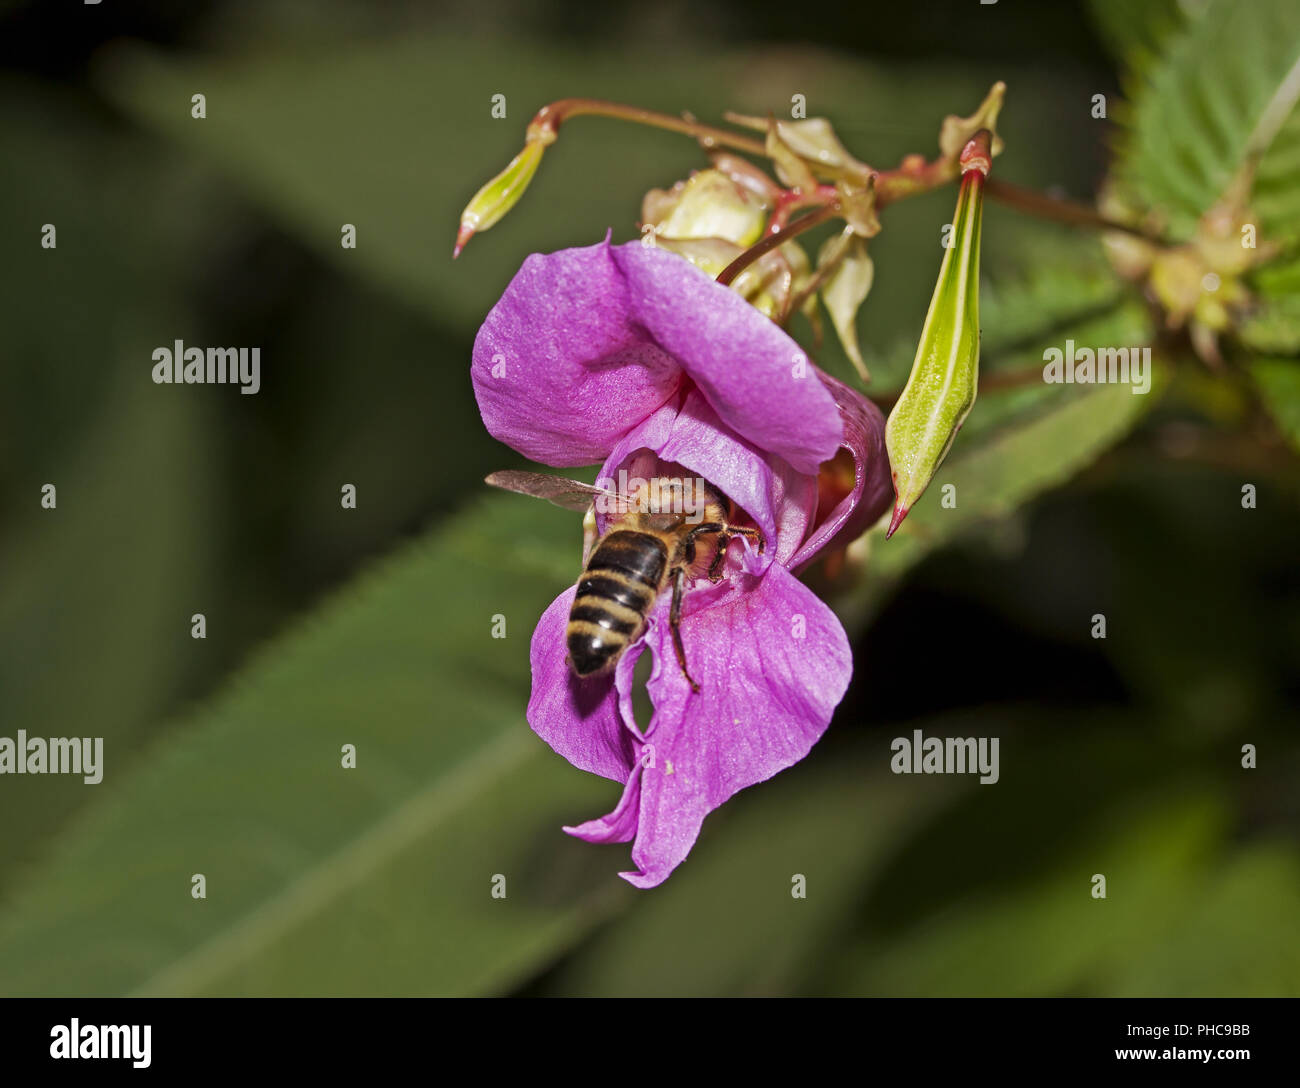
454,140,547,257
884,132,991,537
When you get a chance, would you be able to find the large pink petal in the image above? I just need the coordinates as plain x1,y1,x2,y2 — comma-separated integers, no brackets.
526,587,635,782
564,754,644,845
472,240,681,466
617,562,852,887
612,244,843,476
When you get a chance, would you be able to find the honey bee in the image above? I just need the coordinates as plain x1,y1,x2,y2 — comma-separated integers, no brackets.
486,469,765,692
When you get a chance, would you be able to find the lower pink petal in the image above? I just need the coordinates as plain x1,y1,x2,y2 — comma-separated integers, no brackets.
526,587,636,783
622,563,852,887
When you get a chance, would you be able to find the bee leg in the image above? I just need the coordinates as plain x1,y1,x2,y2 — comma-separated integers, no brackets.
683,521,724,578
729,525,766,555
705,532,731,582
683,522,725,544
669,565,701,694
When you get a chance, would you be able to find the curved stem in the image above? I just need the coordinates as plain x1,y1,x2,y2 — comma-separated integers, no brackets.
467,97,1176,260
715,202,843,286
525,100,1156,244
528,98,767,156
984,178,1169,244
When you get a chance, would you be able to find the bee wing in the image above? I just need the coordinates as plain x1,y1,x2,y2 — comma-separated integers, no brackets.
485,470,628,514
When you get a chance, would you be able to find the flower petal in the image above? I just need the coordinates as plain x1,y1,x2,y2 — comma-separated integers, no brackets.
619,562,852,887
611,243,843,475
526,587,636,782
472,239,680,466
791,370,892,569
564,755,643,844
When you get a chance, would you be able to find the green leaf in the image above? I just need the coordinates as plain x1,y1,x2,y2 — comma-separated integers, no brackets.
0,377,215,890
1241,291,1300,355
839,789,1234,996
1249,357,1300,450
877,380,1157,574
979,237,1129,357
98,36,1106,358
839,300,1160,629
1121,0,1300,239
1087,0,1191,70
0,81,219,888
863,232,1127,396
1252,91,1300,242
1243,253,1300,353
827,744,1300,998
959,296,1156,445
529,739,950,997
1108,842,1300,996
0,494,637,996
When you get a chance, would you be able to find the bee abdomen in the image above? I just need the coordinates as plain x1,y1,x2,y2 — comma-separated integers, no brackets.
566,531,666,677
584,530,668,587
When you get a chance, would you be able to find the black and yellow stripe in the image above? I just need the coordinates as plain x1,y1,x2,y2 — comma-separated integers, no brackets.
566,530,667,676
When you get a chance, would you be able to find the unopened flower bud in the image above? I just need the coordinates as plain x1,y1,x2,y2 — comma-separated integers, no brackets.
454,139,547,257
642,168,767,248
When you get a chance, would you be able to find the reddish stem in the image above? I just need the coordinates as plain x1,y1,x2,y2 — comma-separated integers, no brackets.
768,184,840,233
716,202,842,286
527,98,766,156
983,177,1168,243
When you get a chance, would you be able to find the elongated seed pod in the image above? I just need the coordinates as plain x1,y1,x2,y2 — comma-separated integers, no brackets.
884,131,991,537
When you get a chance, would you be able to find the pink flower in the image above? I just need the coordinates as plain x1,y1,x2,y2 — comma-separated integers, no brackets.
472,238,889,886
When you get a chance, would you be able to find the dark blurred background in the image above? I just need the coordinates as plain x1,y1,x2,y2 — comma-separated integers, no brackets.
0,0,1295,997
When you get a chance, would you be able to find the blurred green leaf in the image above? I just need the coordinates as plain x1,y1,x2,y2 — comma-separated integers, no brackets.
98,35,1103,361
1243,254,1300,355
0,77,185,478
1087,0,1190,71
1241,292,1300,356
530,741,946,997
962,289,1153,446
0,494,639,996
0,79,219,888
804,704,1300,997
979,237,1130,357
1252,78,1300,245
838,300,1159,629
838,789,1235,996
1249,358,1300,450
0,377,216,888
1120,0,1300,240
863,231,1127,396
983,456,1300,732
1108,842,1300,996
